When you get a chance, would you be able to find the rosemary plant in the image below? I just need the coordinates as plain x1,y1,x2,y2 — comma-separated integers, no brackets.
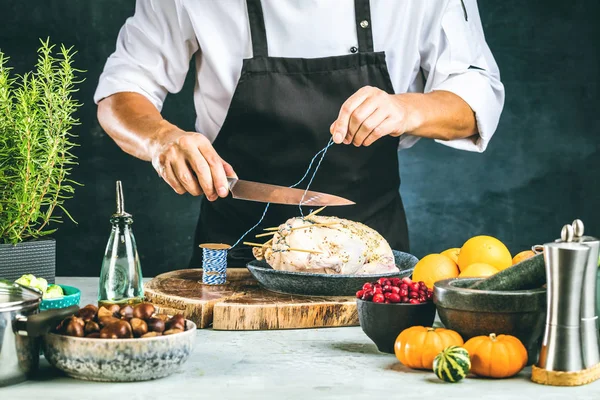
0,39,83,244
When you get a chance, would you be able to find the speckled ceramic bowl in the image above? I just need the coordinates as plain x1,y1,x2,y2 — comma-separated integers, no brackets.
42,320,196,382
247,250,418,296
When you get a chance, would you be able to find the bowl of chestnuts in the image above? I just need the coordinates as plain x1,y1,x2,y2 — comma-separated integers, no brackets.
42,302,196,382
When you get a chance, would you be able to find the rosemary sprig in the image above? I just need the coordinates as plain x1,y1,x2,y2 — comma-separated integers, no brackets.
0,38,84,244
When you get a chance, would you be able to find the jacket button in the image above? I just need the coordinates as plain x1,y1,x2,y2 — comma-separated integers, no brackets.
350,46,358,53
360,20,369,28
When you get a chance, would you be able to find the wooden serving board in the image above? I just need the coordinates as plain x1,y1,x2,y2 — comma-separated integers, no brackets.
143,268,359,330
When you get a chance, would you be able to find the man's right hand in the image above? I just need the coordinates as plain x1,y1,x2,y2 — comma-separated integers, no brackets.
150,130,236,201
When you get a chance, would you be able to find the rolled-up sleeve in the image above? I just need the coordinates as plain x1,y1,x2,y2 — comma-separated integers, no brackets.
93,0,198,111
420,0,505,152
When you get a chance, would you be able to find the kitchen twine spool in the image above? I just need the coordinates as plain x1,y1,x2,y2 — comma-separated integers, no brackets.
199,138,335,285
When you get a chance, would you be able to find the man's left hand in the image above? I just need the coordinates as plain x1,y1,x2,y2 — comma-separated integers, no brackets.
330,86,418,146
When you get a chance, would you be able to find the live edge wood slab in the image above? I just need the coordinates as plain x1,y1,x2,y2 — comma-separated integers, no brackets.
143,268,359,330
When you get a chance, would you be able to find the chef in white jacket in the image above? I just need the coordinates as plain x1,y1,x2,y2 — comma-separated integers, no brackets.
95,0,504,265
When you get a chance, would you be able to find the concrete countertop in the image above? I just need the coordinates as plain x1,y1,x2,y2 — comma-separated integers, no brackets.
3,277,600,400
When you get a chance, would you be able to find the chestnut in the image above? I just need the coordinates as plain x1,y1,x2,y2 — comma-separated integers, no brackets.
86,332,101,339
98,316,121,328
84,321,100,335
106,303,121,315
120,305,134,319
99,320,133,339
132,303,155,320
141,331,162,338
63,317,85,337
153,314,170,322
163,328,183,336
76,305,98,322
146,317,165,333
166,314,185,331
130,318,148,337
97,306,114,318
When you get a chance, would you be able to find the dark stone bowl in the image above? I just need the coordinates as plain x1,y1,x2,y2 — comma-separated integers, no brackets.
433,277,546,365
246,250,418,296
357,298,436,354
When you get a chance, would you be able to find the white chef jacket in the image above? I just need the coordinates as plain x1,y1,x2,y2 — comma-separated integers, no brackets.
94,0,505,153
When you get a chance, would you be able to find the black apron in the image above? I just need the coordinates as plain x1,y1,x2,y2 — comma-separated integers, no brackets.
191,0,409,267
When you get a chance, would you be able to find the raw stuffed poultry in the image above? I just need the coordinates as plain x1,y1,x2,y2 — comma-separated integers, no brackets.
251,215,399,275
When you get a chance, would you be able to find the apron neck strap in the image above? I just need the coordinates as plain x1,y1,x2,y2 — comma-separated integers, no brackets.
245,0,375,57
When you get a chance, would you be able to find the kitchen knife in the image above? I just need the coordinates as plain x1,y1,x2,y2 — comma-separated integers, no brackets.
227,177,355,206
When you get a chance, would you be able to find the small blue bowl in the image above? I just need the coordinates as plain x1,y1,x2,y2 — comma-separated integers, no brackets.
39,285,81,311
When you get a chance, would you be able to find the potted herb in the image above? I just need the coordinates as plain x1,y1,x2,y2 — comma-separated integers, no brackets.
0,39,83,283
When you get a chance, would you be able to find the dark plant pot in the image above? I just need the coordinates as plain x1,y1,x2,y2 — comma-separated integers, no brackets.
357,298,436,354
0,238,56,284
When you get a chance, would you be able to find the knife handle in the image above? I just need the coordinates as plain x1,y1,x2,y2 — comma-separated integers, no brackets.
227,176,238,189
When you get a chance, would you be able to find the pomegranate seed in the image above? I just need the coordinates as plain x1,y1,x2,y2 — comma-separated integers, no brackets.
372,293,385,303
410,283,420,292
374,283,382,290
400,288,408,297
401,277,412,285
426,292,433,300
377,278,387,286
401,296,409,303
409,292,419,299
384,300,391,304
409,299,420,304
373,287,383,294
383,285,392,292
419,281,427,287
362,283,373,291
390,278,401,286
391,286,400,294
356,290,365,299
388,293,401,303
400,283,408,291
419,290,426,296
419,296,426,302
384,292,393,299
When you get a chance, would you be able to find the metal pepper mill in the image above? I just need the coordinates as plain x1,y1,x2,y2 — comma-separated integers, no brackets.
571,219,600,368
537,223,591,372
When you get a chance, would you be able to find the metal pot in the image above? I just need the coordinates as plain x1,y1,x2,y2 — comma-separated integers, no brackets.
0,279,77,387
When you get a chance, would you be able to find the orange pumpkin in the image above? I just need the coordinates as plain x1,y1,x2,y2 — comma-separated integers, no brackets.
394,326,464,370
463,333,528,378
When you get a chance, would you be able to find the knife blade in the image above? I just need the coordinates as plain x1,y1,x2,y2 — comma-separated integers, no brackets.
227,177,355,206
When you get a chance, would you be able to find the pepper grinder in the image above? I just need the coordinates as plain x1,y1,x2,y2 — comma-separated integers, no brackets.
98,181,144,307
571,219,600,368
537,224,590,372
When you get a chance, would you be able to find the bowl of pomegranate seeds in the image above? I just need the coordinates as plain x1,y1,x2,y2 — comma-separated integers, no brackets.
356,276,436,353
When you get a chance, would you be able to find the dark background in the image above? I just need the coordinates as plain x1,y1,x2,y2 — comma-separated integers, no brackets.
1,0,598,277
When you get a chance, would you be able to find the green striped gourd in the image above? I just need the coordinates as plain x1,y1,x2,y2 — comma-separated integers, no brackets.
433,345,471,383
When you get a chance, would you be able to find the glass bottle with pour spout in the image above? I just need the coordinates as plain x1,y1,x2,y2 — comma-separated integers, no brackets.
98,181,144,307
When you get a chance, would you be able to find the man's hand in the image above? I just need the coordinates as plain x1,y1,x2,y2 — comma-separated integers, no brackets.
330,86,419,147
330,86,479,147
150,130,236,201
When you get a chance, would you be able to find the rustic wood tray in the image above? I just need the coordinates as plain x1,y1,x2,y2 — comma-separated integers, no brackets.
143,268,359,330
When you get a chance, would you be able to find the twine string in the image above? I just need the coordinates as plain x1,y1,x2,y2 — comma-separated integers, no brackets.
201,137,335,285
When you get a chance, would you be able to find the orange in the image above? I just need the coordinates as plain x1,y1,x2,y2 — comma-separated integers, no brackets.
441,248,460,264
512,250,536,265
458,235,512,272
459,263,499,278
412,254,460,289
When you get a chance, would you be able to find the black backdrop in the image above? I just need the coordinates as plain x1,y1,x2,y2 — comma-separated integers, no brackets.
1,1,598,277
